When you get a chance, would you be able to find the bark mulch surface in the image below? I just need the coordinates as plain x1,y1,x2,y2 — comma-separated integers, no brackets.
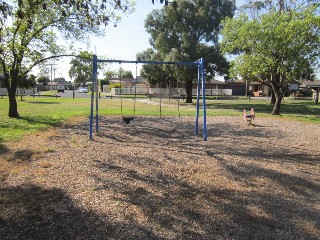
0,116,319,240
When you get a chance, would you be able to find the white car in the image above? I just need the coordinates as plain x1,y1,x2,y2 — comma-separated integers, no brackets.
78,87,88,93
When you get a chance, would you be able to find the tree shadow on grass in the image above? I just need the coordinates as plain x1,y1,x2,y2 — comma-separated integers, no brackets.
18,116,63,126
25,101,62,105
0,184,162,240
207,100,319,115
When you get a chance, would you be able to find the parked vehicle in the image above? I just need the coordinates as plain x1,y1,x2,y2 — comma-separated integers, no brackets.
79,87,88,93
57,85,65,93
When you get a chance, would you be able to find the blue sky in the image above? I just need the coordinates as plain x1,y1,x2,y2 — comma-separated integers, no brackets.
56,1,245,81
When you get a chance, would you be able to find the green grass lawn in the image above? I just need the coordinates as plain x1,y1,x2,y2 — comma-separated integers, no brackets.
0,96,319,143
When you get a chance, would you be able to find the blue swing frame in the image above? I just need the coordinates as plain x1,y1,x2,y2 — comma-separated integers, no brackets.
89,55,207,141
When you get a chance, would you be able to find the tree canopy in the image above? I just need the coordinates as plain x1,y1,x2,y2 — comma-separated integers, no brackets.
69,51,94,87
0,0,134,117
239,0,320,17
37,75,50,86
221,5,320,114
141,0,235,102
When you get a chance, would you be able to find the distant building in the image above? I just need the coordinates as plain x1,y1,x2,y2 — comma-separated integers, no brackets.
0,74,5,88
300,80,320,91
225,80,246,96
48,81,72,90
109,77,149,88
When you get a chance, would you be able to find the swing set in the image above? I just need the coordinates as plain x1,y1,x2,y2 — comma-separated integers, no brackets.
89,55,207,141
118,62,136,124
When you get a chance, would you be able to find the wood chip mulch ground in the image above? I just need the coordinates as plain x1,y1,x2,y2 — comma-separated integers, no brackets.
0,116,319,239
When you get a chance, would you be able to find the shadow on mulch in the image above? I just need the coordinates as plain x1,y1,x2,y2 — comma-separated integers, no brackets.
3,117,317,239
0,144,9,155
6,149,34,162
0,137,9,155
0,185,163,240
92,157,320,240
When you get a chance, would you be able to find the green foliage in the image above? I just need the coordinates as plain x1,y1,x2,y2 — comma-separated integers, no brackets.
142,0,235,102
69,51,94,87
103,70,117,80
221,6,320,114
119,67,133,78
109,83,123,90
37,75,50,86
0,0,134,117
102,67,133,80
137,48,165,87
239,0,320,17
18,74,36,89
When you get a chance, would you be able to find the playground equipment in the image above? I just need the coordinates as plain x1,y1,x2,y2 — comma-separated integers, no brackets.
243,108,255,125
118,63,136,124
89,55,207,141
159,74,181,122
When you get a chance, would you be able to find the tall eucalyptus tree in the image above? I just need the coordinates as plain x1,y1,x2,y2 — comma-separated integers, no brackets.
142,0,235,103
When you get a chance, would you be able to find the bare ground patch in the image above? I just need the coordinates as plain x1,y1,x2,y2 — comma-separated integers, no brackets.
0,116,319,239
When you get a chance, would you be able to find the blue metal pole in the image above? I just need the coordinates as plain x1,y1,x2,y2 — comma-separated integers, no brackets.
95,56,99,133
89,55,97,140
195,60,201,136
201,58,207,141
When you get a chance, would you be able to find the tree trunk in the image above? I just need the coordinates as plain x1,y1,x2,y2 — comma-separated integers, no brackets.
271,87,282,115
8,88,19,118
185,79,193,103
270,91,276,104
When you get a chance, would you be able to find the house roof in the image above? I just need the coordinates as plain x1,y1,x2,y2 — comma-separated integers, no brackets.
109,77,148,86
300,80,320,88
208,79,226,85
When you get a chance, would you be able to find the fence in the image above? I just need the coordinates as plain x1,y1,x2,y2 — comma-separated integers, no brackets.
0,88,37,96
192,89,232,96
109,87,232,96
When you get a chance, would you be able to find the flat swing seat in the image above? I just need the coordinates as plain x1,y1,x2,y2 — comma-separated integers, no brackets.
122,116,135,124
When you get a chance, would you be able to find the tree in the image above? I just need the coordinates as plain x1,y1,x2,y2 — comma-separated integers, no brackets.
18,74,36,89
142,0,235,103
18,74,36,100
53,77,66,83
221,6,320,115
240,0,319,17
69,51,94,87
100,79,109,91
0,0,133,118
118,67,133,78
137,48,171,87
103,70,117,81
37,75,50,87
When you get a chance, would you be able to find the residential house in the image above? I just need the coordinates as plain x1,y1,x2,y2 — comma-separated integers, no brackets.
299,80,320,91
225,80,246,96
227,79,301,97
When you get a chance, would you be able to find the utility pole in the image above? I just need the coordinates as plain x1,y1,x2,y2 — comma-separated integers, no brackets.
46,63,57,91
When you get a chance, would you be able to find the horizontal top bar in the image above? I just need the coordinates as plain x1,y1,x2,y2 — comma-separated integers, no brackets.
96,59,201,66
